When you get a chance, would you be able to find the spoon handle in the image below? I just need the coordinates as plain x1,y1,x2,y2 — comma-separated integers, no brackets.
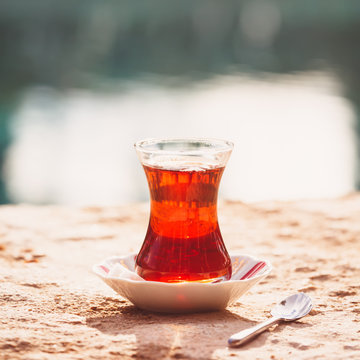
228,316,281,347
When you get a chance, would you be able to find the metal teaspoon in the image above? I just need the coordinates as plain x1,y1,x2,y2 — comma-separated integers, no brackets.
228,292,313,347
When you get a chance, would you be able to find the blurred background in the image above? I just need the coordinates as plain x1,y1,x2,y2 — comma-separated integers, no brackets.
0,0,359,205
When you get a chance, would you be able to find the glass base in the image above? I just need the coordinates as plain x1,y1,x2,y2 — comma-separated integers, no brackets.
135,264,232,283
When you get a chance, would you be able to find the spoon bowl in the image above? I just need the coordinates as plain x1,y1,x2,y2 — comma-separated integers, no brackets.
271,292,313,321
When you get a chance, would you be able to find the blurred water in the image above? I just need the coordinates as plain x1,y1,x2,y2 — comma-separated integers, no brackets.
4,71,356,205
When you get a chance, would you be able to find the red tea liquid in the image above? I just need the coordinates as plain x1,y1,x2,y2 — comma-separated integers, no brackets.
135,164,232,282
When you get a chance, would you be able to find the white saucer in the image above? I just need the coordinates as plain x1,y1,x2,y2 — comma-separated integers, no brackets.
93,253,272,313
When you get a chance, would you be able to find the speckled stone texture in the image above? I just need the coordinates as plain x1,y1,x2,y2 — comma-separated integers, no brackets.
1,195,360,360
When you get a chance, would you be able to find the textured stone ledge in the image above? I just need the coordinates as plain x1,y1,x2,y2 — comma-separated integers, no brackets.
1,195,360,359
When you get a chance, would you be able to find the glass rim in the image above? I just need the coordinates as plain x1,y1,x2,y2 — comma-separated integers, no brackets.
134,137,234,155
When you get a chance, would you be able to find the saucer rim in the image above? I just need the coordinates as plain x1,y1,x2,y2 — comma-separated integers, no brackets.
93,252,272,287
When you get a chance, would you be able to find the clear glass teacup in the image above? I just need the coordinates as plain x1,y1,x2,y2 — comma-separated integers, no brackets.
134,138,233,283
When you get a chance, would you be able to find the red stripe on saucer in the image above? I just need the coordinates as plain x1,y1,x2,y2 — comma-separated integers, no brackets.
240,261,266,280
100,265,109,273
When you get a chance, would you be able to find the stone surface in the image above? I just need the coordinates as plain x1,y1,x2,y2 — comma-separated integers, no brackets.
1,195,360,359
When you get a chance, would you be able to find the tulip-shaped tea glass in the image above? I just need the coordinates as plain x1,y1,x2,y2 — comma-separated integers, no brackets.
134,138,233,283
